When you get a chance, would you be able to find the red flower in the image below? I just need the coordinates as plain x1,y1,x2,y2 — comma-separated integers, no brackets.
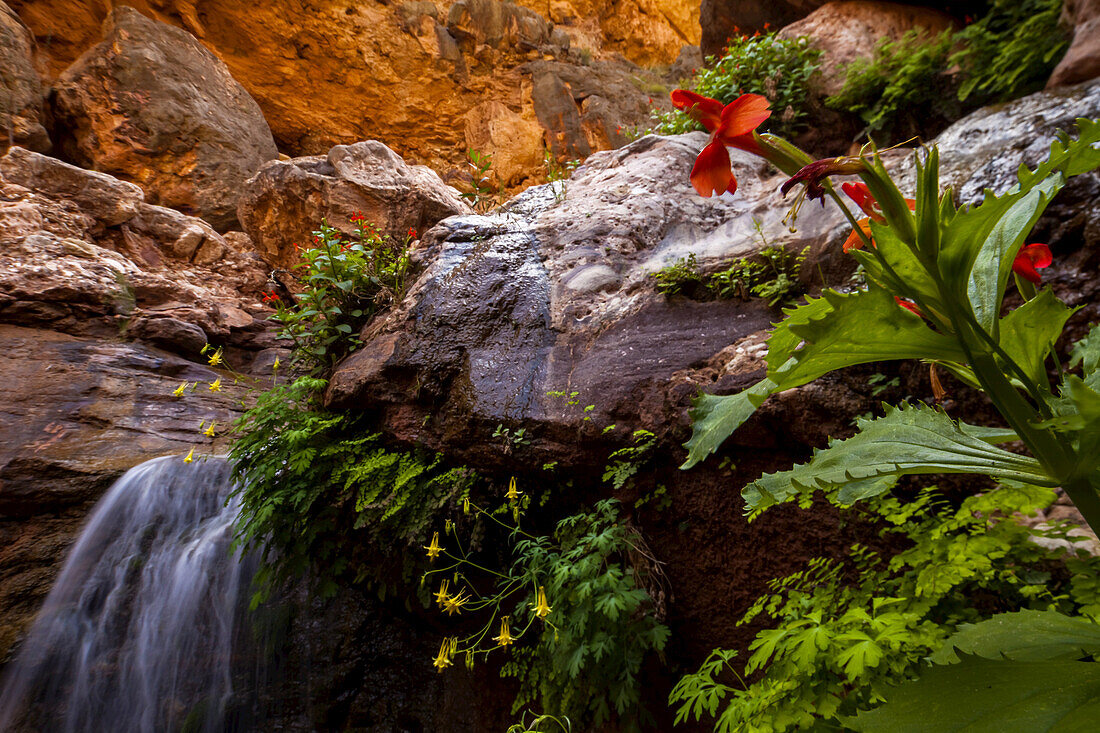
408,228,418,239
1012,243,1052,285
670,90,771,197
261,290,280,303
844,218,874,253
840,183,916,252
842,182,885,222
895,296,923,318
350,211,366,224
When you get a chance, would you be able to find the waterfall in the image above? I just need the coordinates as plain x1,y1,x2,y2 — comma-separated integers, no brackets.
0,455,259,733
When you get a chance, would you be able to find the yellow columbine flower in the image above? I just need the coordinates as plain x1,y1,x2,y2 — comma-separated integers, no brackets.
273,356,280,370
462,497,470,514
209,378,222,392
531,586,552,619
183,448,194,463
442,590,469,616
493,616,514,647
207,348,223,366
433,579,450,607
432,637,456,672
506,476,521,502
173,382,189,397
204,421,216,437
423,532,442,560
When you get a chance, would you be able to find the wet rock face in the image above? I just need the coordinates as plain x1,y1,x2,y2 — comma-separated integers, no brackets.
892,78,1100,249
0,2,49,153
325,132,849,467
0,325,254,663
49,6,278,231
237,141,472,270
1049,0,1100,88
327,79,1100,473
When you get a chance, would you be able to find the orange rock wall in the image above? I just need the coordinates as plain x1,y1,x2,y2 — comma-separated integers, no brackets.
12,0,697,184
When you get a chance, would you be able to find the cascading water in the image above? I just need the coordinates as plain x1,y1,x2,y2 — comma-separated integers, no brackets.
0,455,260,733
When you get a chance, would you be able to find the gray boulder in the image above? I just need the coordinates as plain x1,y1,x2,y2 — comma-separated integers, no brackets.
50,6,278,231
0,2,49,153
237,140,471,269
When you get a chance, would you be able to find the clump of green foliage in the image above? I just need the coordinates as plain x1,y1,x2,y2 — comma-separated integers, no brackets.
229,375,475,602
271,220,410,373
825,29,958,141
952,0,1070,104
652,32,822,139
827,0,1070,140
652,244,808,306
503,499,670,732
652,253,709,297
670,483,1100,731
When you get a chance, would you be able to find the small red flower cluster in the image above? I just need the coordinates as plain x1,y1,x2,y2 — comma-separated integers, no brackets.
408,228,418,239
350,211,367,224
261,291,280,303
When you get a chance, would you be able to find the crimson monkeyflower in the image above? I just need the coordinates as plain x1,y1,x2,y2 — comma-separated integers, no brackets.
408,228,418,239
1012,243,1052,285
671,89,771,197
350,211,366,224
840,183,916,252
261,290,280,303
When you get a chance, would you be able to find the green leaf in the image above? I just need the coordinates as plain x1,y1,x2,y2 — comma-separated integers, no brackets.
1016,119,1100,190
742,403,1054,513
1070,323,1100,392
768,286,968,391
932,610,1100,664
849,656,1100,732
681,379,776,469
956,420,1018,444
967,177,1059,333
998,288,1077,388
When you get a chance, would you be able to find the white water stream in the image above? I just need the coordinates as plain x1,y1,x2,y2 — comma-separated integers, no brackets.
0,456,257,733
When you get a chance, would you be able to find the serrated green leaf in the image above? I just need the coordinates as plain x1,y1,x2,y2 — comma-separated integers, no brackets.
849,656,1100,733
681,378,776,469
932,610,1100,664
769,286,968,391
742,403,1053,513
998,288,1077,389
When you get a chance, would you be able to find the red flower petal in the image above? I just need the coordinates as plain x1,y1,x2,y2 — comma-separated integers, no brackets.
725,131,763,157
671,89,724,132
1012,243,1052,284
690,140,736,198
842,182,876,217
895,296,923,318
844,219,874,253
717,94,771,141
